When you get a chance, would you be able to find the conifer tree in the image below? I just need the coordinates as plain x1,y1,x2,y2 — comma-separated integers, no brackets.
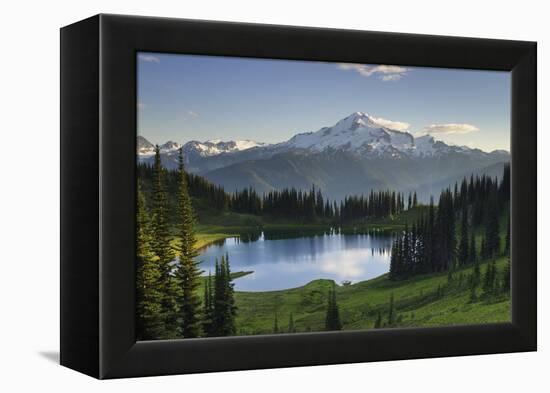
305,185,317,223
410,222,418,274
212,254,237,336
202,272,214,336
288,313,296,333
458,206,469,265
425,197,436,272
402,223,410,276
472,259,481,288
480,237,486,260
459,178,468,209
484,190,501,257
469,233,477,264
434,189,456,271
174,148,202,338
150,146,178,338
316,189,324,217
499,164,510,204
136,182,165,340
223,255,237,334
325,282,342,331
482,259,497,296
389,238,400,280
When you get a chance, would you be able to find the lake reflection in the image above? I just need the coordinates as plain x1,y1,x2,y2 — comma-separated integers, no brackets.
198,231,394,291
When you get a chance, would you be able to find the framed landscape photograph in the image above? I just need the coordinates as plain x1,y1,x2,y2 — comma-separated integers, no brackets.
61,14,536,379
136,54,512,338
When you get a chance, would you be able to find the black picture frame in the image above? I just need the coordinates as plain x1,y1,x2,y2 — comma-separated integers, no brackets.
60,14,537,379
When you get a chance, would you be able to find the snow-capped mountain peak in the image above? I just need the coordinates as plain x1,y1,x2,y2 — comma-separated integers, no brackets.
159,141,182,153
137,136,155,157
277,112,500,159
187,139,266,157
334,111,379,130
281,112,418,156
137,137,267,159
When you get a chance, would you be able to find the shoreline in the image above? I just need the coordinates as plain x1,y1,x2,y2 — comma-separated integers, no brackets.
194,221,406,250
195,232,239,250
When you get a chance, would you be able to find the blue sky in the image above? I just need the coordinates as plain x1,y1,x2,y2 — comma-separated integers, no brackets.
137,52,510,152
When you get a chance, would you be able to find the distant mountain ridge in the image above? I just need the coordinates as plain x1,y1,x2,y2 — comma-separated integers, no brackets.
138,112,509,200
138,112,508,166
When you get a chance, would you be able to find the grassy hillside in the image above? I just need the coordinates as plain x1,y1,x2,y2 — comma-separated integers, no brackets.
228,256,510,335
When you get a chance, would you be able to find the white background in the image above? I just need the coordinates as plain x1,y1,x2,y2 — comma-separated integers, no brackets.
0,0,546,391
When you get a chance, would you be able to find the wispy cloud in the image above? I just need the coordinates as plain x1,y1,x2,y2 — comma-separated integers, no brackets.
138,54,160,63
419,123,479,135
180,110,200,121
337,63,409,81
137,102,146,110
369,116,410,131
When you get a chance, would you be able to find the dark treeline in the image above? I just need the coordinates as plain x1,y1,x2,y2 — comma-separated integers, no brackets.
339,190,415,222
138,162,230,211
137,147,236,340
233,186,417,223
138,162,419,224
389,165,510,280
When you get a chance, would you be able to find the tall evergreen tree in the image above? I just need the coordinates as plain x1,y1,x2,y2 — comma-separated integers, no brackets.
174,148,202,338
136,182,165,340
482,259,497,296
439,189,456,270
305,185,317,223
426,197,436,272
472,259,481,288
325,282,343,331
212,254,237,336
389,237,400,280
288,313,296,333
499,164,510,204
402,223,411,276
458,205,469,265
484,188,501,257
469,233,477,264
150,146,178,338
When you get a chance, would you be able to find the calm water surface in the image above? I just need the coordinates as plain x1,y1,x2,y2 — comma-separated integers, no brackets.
198,231,394,291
